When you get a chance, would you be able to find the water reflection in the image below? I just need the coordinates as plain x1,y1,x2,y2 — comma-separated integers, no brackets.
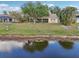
0,40,77,58
23,40,48,52
58,40,74,49
0,41,24,52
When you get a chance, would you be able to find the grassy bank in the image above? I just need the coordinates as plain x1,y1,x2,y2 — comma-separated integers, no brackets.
0,23,79,36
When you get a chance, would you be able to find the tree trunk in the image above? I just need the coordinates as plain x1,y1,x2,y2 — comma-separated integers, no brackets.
33,19,36,24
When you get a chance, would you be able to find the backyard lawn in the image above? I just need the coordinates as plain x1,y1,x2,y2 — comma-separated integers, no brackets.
0,23,79,36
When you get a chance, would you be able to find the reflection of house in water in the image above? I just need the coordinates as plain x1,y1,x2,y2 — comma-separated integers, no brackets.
0,14,14,22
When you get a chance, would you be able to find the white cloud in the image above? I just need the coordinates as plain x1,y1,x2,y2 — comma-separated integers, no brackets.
69,5,78,8
0,41,24,52
0,4,8,7
43,3,54,7
9,7,21,11
0,4,21,13
47,3,54,7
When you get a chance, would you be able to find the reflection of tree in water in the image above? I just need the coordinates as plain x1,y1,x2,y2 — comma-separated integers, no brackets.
23,40,48,52
58,40,74,49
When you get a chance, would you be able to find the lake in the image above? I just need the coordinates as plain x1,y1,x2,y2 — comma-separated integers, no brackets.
0,40,79,58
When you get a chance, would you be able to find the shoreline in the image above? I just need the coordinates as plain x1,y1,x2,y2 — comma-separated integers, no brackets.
0,34,79,41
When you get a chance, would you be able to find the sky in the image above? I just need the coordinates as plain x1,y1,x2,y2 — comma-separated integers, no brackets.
0,1,79,14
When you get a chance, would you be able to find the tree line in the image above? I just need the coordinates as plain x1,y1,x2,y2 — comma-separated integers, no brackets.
8,2,77,25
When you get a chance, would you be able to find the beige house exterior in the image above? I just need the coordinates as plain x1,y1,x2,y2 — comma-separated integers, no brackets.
0,11,59,23
48,11,59,23
38,11,59,23
48,14,59,23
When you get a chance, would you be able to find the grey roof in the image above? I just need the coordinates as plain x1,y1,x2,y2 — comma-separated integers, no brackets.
0,14,12,19
49,14,58,19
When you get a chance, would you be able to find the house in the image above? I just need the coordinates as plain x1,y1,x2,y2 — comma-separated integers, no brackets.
35,11,59,23
0,14,13,22
48,14,59,23
0,11,59,23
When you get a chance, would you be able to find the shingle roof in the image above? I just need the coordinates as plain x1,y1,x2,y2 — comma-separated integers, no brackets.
49,14,58,19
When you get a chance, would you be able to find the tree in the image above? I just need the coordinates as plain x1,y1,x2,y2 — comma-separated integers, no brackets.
49,6,77,25
22,2,37,24
49,6,61,17
9,11,26,22
49,6,61,22
60,6,77,25
21,2,49,23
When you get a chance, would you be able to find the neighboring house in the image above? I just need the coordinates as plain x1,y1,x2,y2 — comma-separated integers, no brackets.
0,14,20,23
0,14,13,22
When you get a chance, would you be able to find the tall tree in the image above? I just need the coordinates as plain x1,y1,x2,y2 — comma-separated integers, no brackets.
60,6,77,25
9,11,26,22
21,2,49,23
50,6,61,16
22,2,37,24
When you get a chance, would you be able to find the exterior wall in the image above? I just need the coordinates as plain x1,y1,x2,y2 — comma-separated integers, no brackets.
12,19,19,23
48,18,58,23
76,17,79,23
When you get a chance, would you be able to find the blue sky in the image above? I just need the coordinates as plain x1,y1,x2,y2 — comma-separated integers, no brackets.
42,1,79,8
0,1,79,14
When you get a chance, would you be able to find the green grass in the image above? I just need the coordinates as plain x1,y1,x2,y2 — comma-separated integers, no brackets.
0,23,79,36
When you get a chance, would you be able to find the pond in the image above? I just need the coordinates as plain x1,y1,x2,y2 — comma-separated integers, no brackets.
0,40,79,58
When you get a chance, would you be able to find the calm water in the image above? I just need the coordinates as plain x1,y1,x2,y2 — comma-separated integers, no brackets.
0,40,79,58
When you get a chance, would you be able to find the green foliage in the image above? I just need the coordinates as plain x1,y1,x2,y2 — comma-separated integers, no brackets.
59,40,74,49
21,2,49,23
60,7,77,25
50,6,61,17
9,11,27,22
23,40,48,52
49,6,77,25
35,2,49,17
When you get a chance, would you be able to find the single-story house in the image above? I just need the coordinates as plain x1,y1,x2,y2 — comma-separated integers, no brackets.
0,14,13,22
29,11,59,23
36,14,59,23
1,12,79,23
